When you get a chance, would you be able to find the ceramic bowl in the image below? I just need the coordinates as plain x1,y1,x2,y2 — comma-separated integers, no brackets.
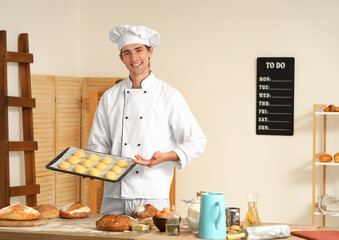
186,217,199,233
153,217,181,232
152,217,167,232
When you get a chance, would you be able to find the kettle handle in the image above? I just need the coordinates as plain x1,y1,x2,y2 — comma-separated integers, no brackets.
215,202,222,229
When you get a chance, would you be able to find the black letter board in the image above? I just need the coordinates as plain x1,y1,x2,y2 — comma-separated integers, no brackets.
256,57,295,136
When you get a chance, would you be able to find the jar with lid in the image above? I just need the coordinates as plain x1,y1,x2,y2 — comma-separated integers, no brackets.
187,197,200,233
165,205,181,236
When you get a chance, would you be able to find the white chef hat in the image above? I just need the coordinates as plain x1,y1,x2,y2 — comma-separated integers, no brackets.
109,25,160,52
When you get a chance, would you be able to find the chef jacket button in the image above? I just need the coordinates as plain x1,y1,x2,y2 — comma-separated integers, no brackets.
144,91,147,93
137,144,141,147
140,116,143,119
136,171,139,174
127,91,130,94
124,143,127,146
125,116,128,119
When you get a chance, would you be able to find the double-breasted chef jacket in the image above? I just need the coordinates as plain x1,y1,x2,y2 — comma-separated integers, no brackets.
88,72,207,199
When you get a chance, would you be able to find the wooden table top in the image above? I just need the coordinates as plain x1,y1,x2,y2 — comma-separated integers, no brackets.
0,214,319,240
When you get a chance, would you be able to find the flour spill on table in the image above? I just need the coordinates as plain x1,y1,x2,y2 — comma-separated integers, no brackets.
0,218,123,235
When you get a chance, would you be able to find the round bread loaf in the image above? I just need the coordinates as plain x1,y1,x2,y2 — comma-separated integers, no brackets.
319,154,333,163
104,171,117,180
74,165,86,174
0,205,40,220
88,168,101,177
81,159,93,168
34,204,59,219
131,204,158,219
59,202,90,219
334,153,339,163
95,162,108,170
96,214,135,231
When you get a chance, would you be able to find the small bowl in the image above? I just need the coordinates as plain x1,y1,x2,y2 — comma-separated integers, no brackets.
186,217,199,234
152,217,167,232
152,217,181,232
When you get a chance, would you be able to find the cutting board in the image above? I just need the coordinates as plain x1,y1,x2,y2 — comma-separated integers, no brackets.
0,218,48,227
291,230,339,240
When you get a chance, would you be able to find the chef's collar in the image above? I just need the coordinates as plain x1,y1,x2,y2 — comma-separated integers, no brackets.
125,72,156,90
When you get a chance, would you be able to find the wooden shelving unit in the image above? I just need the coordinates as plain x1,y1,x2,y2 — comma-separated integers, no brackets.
312,104,339,226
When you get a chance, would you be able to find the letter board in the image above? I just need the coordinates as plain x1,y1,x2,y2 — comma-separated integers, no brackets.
256,57,295,136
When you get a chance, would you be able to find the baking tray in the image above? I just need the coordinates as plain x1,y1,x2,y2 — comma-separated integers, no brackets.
46,147,136,183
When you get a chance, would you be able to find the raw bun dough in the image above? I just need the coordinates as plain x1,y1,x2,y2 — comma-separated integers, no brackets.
59,161,71,170
72,151,86,159
74,165,86,174
34,204,59,219
88,154,100,162
88,168,101,177
67,156,80,165
59,202,90,219
319,154,333,163
111,166,122,175
96,214,135,231
104,171,117,180
81,159,93,168
116,160,128,168
0,205,40,220
101,157,113,165
95,162,108,170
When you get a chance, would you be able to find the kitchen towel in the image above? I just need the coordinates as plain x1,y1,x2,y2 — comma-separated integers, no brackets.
291,230,339,240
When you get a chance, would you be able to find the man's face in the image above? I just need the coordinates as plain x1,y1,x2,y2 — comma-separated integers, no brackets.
120,43,153,77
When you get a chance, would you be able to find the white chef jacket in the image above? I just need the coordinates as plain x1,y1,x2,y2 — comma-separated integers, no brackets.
87,72,206,199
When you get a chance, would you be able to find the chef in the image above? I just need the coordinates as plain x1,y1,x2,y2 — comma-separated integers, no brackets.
88,24,207,215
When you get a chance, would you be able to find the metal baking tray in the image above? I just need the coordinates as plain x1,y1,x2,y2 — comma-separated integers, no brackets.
46,147,136,183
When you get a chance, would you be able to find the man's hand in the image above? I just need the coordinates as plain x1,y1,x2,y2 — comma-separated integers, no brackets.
133,151,179,168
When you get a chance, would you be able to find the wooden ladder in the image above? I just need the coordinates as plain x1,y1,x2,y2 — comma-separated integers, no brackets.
0,30,40,208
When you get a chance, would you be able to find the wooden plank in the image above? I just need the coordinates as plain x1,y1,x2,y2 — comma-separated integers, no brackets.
0,31,10,208
4,51,33,63
6,141,38,151
10,184,40,197
6,96,36,108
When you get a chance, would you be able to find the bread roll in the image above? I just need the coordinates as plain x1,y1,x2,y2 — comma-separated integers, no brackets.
334,153,339,163
111,166,122,175
67,156,80,165
59,202,90,219
319,154,333,162
34,204,59,219
88,154,100,162
0,205,40,220
95,162,108,170
74,165,86,173
59,161,71,170
72,151,86,159
81,159,93,168
101,157,113,165
96,214,135,231
88,168,101,177
116,160,128,168
104,171,117,180
131,204,158,219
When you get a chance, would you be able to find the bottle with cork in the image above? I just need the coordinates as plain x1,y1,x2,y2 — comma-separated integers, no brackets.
165,205,181,236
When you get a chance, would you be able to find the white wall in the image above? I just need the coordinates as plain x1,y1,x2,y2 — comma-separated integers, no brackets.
2,0,339,226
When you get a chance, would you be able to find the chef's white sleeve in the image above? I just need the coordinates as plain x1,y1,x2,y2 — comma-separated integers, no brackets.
87,96,112,154
169,92,207,169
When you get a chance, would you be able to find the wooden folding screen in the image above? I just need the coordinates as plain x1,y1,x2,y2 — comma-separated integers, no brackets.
32,75,81,208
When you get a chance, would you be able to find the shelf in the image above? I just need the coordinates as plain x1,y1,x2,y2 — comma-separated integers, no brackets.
314,210,339,217
315,161,339,166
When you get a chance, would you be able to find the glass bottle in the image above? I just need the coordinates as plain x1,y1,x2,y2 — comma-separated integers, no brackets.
243,193,260,227
166,205,180,236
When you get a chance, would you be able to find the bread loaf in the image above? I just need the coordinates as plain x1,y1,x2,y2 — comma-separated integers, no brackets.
319,154,333,163
334,153,339,163
0,205,40,220
96,214,135,231
34,204,59,219
131,204,158,219
59,202,90,218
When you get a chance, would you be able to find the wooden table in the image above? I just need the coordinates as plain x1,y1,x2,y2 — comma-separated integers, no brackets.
0,214,318,240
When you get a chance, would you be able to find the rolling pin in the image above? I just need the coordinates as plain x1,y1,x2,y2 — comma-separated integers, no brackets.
227,225,291,240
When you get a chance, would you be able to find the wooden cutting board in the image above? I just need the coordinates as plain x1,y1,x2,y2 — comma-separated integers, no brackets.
0,218,48,227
